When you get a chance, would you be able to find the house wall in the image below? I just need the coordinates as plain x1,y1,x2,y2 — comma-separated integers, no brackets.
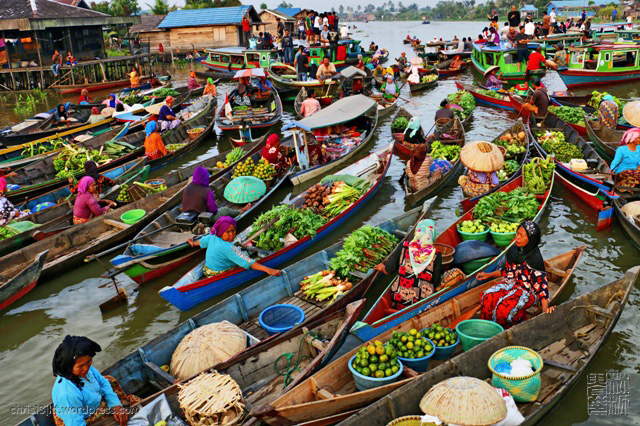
259,13,294,35
165,25,239,51
139,31,171,53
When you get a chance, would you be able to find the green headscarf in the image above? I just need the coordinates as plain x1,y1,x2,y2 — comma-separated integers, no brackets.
404,116,421,139
207,77,214,85
408,219,437,277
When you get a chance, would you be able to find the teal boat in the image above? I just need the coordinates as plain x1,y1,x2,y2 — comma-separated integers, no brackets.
471,41,546,85
557,44,640,88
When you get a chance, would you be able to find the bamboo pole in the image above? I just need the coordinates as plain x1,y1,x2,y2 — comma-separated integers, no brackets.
33,30,44,89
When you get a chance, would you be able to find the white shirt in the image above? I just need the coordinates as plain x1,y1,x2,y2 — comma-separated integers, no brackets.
550,11,556,23
525,22,535,36
500,25,510,39
457,40,464,52
580,23,586,31
627,16,633,23
323,17,329,27
314,16,321,29
340,26,348,38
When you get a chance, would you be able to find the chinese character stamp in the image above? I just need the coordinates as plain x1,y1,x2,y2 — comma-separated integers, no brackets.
587,372,630,416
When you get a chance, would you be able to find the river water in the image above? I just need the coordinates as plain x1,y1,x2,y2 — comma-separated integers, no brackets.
1,21,639,425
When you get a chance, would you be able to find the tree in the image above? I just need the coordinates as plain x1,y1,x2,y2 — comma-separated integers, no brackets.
339,5,344,15
146,0,175,14
184,0,240,8
277,1,293,7
91,1,112,14
111,0,140,16
260,2,267,9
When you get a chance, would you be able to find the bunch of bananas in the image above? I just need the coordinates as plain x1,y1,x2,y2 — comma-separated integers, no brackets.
225,147,245,165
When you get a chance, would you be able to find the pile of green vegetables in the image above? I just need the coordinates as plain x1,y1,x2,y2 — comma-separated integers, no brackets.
476,89,504,99
300,270,353,303
248,206,326,251
446,91,475,120
233,105,250,111
430,140,460,161
497,159,520,182
53,145,110,180
474,188,540,223
421,74,437,84
122,91,141,105
549,105,584,126
0,226,18,241
152,88,179,98
21,137,66,158
535,130,583,163
330,225,399,278
588,90,625,110
524,156,555,194
391,116,409,133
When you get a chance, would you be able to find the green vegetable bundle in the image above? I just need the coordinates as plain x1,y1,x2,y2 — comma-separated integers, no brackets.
476,89,504,99
446,91,475,119
503,159,520,175
523,156,555,194
474,188,540,223
300,270,353,303
21,136,66,158
323,182,365,218
536,130,583,163
549,105,584,125
588,90,625,111
153,88,179,98
53,145,110,179
0,226,18,241
248,206,327,251
330,225,399,278
391,116,409,133
430,140,460,161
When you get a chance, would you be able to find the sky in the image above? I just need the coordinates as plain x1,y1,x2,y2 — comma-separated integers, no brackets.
163,0,447,11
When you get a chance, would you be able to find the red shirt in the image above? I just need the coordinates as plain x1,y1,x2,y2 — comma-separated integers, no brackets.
328,15,335,25
242,17,250,32
527,51,545,71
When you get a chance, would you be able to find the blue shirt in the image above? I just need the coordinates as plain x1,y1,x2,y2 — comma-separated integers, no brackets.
52,366,121,426
200,235,254,271
158,105,175,122
610,145,640,174
257,79,273,93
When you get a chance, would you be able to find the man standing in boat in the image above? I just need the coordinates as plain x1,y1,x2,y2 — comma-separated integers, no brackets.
282,29,294,65
507,5,520,29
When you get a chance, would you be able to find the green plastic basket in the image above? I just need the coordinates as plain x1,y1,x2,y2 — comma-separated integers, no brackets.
386,416,424,426
457,227,489,242
490,230,516,247
488,346,543,402
120,209,146,225
461,256,493,275
456,319,504,351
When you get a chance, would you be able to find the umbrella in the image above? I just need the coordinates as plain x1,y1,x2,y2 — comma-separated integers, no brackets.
233,68,265,80
623,101,640,127
460,141,504,172
484,65,500,77
101,107,115,118
224,176,266,203
419,377,507,426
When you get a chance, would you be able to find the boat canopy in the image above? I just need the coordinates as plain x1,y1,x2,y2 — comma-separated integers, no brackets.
340,66,367,79
284,95,376,131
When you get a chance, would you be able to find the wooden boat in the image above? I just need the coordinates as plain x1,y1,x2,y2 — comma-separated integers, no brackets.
160,144,393,310
436,58,470,76
255,246,585,425
445,88,475,129
0,158,148,258
0,250,48,311
336,265,637,426
268,64,340,102
408,67,439,93
557,44,640,88
614,199,640,251
353,172,554,342
471,42,546,85
16,296,364,426
5,96,215,204
53,76,150,94
368,91,399,120
584,115,623,163
215,87,283,132
287,94,379,186
111,86,206,125
460,118,530,212
109,137,290,284
201,47,278,76
550,92,593,107
455,81,515,110
519,105,617,212
394,114,464,162
294,87,336,118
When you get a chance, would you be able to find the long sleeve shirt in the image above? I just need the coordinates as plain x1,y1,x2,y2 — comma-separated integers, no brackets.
73,192,109,219
200,235,254,271
52,366,121,426
611,145,640,174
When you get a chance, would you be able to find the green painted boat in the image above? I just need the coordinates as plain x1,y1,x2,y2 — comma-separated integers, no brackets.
471,42,546,85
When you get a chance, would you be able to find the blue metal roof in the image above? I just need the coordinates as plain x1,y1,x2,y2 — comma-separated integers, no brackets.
520,5,538,11
547,0,619,8
275,7,301,17
158,5,251,28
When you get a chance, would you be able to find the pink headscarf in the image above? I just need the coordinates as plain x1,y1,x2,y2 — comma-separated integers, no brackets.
77,176,95,194
621,128,640,146
0,176,6,194
211,216,236,237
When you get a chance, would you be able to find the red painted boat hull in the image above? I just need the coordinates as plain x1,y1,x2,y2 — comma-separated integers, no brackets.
456,81,514,110
0,280,36,311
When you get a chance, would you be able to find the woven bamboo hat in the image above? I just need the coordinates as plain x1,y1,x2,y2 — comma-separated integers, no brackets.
484,65,500,77
460,141,504,172
145,102,166,116
623,101,640,127
419,377,507,425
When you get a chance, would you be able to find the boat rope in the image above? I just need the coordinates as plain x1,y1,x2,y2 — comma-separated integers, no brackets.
273,330,319,389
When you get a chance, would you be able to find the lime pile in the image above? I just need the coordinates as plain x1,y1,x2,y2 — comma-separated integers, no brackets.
424,323,458,348
253,158,276,181
387,328,434,359
458,219,486,234
490,220,519,234
116,184,131,202
352,340,401,378
232,157,255,178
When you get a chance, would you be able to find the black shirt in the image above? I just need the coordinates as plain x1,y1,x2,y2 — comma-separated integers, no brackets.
277,22,284,35
328,31,339,46
515,33,530,50
296,54,309,73
508,11,521,27
532,88,549,116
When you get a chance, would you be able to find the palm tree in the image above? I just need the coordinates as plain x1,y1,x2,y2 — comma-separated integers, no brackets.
146,0,175,14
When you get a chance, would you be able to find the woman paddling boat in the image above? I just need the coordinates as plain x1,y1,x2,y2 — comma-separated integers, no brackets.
0,172,28,226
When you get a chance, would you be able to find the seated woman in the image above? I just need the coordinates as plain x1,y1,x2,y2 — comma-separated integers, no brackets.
484,66,506,90
88,107,103,124
144,121,168,160
103,94,122,109
72,177,116,224
203,78,217,97
449,55,464,70
78,89,92,105
479,221,553,327
187,216,282,278
380,75,399,102
53,104,69,125
0,175,28,226
182,166,243,218
157,96,181,131
129,67,140,89
458,168,500,198
233,78,252,107
69,161,115,196
611,128,640,191
187,71,200,90
261,134,289,171
256,76,274,98
52,335,139,426
403,117,425,144
406,145,443,192
66,51,77,65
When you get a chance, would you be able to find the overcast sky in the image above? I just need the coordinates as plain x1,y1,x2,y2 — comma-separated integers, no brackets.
162,0,445,11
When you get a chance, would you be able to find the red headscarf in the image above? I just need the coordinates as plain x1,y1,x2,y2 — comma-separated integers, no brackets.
621,128,640,146
91,107,100,115
261,134,285,167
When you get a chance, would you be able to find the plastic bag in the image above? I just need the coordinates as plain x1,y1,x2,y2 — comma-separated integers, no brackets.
127,394,187,426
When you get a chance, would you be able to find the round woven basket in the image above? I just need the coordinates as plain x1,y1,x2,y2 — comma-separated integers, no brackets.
144,179,165,191
488,346,543,402
178,372,245,426
188,127,206,141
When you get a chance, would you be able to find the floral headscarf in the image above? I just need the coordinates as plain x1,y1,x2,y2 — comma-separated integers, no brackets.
408,219,437,276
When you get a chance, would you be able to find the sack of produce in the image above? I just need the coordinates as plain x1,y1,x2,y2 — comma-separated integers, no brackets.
453,240,500,265
178,371,245,425
170,321,247,381
621,201,640,219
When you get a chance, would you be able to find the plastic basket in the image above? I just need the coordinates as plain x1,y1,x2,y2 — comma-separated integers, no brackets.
397,339,435,372
259,304,305,335
348,355,404,391
488,346,543,402
461,256,493,275
457,227,489,242
120,209,146,225
456,319,504,352
386,416,423,426
430,334,460,360
144,179,165,191
490,230,516,247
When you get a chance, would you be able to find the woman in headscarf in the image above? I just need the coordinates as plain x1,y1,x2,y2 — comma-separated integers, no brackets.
459,167,500,198
356,55,366,71
88,107,103,124
187,216,281,278
53,104,69,125
479,221,552,327
144,121,168,160
78,89,92,105
0,174,28,226
611,128,640,191
157,96,181,131
405,144,444,192
261,134,289,170
72,177,115,224
187,71,200,90
403,117,425,145
182,166,219,215
104,94,121,109
380,74,399,102
129,66,140,88
51,335,139,426
69,160,116,196
203,77,217,96
597,94,619,130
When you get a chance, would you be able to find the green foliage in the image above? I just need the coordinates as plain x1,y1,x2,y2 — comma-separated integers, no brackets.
184,0,241,9
249,206,327,251
146,0,176,14
391,116,409,133
260,2,268,9
13,93,38,118
430,140,461,161
446,91,475,120
524,157,555,194
474,188,540,223
92,0,140,16
330,226,398,278
535,130,584,163
278,1,293,7
549,105,585,125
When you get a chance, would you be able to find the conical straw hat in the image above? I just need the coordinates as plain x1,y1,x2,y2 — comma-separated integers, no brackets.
419,377,507,426
460,141,504,172
623,101,640,127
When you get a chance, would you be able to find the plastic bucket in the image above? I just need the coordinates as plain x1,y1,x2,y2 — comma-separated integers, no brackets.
348,355,404,391
456,319,504,352
431,334,460,360
490,230,516,247
120,209,146,225
458,227,489,242
461,256,493,275
397,339,435,372
259,304,305,335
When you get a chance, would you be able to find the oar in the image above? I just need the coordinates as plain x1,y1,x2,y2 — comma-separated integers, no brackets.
85,222,176,262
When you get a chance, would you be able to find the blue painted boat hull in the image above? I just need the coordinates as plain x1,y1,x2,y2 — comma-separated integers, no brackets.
557,68,640,88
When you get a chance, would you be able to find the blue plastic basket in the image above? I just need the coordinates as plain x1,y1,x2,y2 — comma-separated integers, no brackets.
431,334,460,360
397,338,436,372
348,355,404,391
259,304,305,335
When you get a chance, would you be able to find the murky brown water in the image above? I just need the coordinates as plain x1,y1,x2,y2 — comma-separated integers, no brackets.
1,21,639,425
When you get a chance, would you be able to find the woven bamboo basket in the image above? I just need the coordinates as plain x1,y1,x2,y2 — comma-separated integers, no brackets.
188,127,206,141
178,372,245,425
488,346,543,402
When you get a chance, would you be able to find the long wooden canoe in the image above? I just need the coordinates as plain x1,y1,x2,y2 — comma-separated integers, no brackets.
0,250,48,311
408,67,438,93
436,58,470,76
584,115,623,163
460,118,530,212
267,64,339,102
255,246,585,425
215,87,283,132
455,81,515,110
394,111,464,162
338,265,638,426
160,144,394,311
614,199,640,251
354,172,554,342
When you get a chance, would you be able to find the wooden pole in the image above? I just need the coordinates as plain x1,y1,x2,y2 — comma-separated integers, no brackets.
33,31,45,89
3,31,16,90
99,61,107,82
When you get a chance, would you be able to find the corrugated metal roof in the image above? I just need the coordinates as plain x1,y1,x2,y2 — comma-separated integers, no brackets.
275,7,301,17
547,0,619,8
520,5,538,10
158,5,251,28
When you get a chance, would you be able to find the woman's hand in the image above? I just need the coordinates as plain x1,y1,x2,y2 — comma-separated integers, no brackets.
476,272,490,281
374,263,388,274
240,203,252,213
541,299,555,314
112,406,128,426
265,267,281,276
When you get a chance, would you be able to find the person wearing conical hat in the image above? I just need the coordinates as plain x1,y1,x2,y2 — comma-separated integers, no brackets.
458,141,504,198
484,66,506,91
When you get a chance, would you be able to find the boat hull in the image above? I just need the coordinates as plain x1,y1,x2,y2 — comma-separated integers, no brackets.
455,81,514,110
0,251,48,311
557,68,640,88
614,200,640,251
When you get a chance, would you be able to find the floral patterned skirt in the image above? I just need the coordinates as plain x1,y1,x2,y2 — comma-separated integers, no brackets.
72,216,90,225
480,280,538,327
458,175,493,198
